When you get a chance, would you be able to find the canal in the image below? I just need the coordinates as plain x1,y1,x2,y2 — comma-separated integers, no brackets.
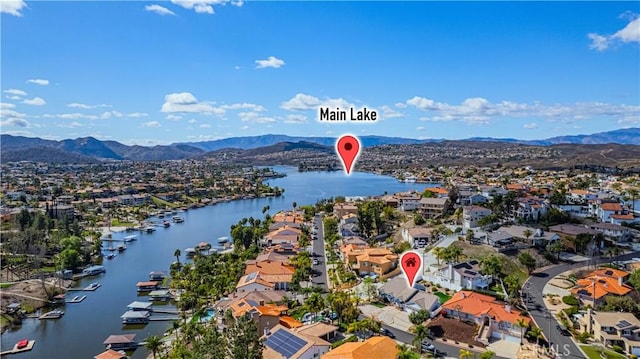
0,167,435,358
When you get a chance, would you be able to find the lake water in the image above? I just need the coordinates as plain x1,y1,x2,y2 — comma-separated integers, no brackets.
0,167,434,358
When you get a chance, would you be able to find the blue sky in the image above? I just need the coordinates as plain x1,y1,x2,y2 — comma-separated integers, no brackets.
1,1,639,145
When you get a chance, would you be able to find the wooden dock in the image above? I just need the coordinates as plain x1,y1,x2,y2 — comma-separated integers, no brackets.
151,308,179,314
0,340,35,356
149,316,179,321
65,295,86,303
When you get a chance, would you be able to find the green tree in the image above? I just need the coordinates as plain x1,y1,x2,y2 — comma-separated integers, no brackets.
523,229,533,245
363,277,377,302
306,292,325,321
548,241,564,261
174,248,181,263
465,229,475,242
144,335,163,359
413,213,426,226
518,252,537,274
459,349,473,359
432,247,446,266
503,274,522,298
409,309,430,326
479,350,496,359
396,344,420,359
516,318,529,345
228,315,263,359
480,255,504,278
411,324,429,352
629,269,640,290
528,326,543,350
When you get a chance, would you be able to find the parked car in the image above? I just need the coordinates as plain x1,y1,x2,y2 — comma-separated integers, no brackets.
313,259,319,265
421,341,436,353
380,328,395,338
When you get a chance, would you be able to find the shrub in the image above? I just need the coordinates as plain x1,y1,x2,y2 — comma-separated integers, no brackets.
576,331,590,343
562,295,579,306
612,345,624,353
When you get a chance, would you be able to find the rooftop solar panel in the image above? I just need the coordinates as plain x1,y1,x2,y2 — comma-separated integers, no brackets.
265,329,308,358
617,320,632,328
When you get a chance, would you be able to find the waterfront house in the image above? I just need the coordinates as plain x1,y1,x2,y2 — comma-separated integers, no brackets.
103,334,138,350
322,336,398,359
244,258,295,287
571,268,632,306
398,194,421,212
121,310,151,324
262,324,331,359
264,226,303,247
425,260,492,292
578,309,640,356
149,271,165,281
236,272,276,292
94,349,127,359
441,291,530,344
333,203,358,218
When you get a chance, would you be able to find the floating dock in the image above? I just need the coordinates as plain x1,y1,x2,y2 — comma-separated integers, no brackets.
66,295,87,303
0,340,35,356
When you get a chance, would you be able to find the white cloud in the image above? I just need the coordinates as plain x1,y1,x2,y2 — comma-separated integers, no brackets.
4,89,27,97
141,120,161,128
395,102,407,109
416,126,426,131
1,118,29,127
145,4,176,15
523,122,538,129
22,97,46,106
380,105,404,119
199,123,212,128
57,121,84,128
26,79,49,86
409,96,639,124
234,66,241,70
170,0,239,14
281,93,354,111
238,111,276,123
187,119,197,124
0,0,26,16
166,114,183,121
284,114,308,124
220,103,266,112
43,111,146,120
67,103,110,109
255,56,285,69
6,95,22,100
588,14,640,51
128,112,149,118
0,103,16,109
161,92,222,114
1,109,27,119
240,125,249,130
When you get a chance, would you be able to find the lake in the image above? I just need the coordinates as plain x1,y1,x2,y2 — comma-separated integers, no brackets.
0,167,435,358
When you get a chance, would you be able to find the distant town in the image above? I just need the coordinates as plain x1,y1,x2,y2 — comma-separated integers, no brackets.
1,155,639,359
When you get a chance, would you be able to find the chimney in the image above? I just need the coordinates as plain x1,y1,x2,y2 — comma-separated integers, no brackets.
260,300,265,306
264,326,271,337
619,276,624,286
505,304,511,313
460,292,466,298
449,263,454,281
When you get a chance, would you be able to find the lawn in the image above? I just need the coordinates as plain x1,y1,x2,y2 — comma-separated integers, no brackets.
371,302,386,308
151,196,177,208
580,345,628,359
0,283,14,289
433,291,451,304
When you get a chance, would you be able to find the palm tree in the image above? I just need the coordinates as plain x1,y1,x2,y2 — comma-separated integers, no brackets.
479,350,496,359
411,324,429,352
523,229,533,245
292,201,297,211
528,326,543,352
306,292,325,322
396,344,417,359
516,318,529,345
432,247,445,266
174,248,181,263
144,335,163,359
459,349,473,359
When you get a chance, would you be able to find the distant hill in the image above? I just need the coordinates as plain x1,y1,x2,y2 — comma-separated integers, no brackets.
0,135,205,162
179,128,640,150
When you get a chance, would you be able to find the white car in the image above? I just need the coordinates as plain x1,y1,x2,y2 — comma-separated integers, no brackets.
313,259,319,265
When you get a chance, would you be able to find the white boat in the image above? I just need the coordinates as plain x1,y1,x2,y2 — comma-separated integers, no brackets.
144,226,155,233
123,235,137,242
39,310,64,320
172,216,184,223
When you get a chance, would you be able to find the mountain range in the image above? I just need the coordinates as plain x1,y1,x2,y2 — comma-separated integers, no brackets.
0,127,638,163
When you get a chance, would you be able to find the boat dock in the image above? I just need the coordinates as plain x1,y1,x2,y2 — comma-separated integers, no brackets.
151,308,179,314
0,340,35,356
66,295,87,303
148,316,179,321
83,283,101,291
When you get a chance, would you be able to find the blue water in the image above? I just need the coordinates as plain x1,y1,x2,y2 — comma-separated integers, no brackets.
0,167,434,358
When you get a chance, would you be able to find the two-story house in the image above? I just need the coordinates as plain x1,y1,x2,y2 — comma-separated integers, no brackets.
463,205,492,230
579,309,640,356
343,246,399,279
424,260,492,291
398,194,421,212
263,324,331,359
401,227,433,248
419,197,450,219
571,268,632,306
598,201,623,223
378,276,440,316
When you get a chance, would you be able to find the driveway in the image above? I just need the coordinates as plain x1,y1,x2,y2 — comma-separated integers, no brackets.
359,304,413,333
524,250,640,359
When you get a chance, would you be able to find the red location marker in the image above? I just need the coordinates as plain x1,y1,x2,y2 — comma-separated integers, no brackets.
336,135,361,175
400,251,423,288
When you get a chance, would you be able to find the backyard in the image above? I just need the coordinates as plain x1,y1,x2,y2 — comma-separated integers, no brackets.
427,316,486,348
580,345,628,359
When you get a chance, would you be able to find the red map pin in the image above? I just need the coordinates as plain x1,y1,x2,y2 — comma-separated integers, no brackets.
336,135,361,175
400,251,423,288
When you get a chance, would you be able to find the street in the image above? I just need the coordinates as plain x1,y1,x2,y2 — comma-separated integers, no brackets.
311,214,329,291
524,251,640,358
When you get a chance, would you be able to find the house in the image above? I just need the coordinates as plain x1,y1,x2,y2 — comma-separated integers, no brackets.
215,290,288,316
263,324,331,359
511,197,548,221
419,197,450,219
479,185,509,199
404,291,441,315
598,202,623,223
244,259,295,290
497,225,560,246
463,206,492,229
48,204,74,220
272,211,305,224
245,303,290,337
340,213,358,226
264,226,303,247
587,223,634,243
423,187,449,198
236,272,276,292
569,189,597,201
378,276,440,315
578,309,640,356
425,260,492,291
321,336,398,359
344,247,399,279
441,291,531,344
398,195,421,212
571,268,632,306
103,334,138,350
334,204,358,218
293,322,339,343
401,227,433,248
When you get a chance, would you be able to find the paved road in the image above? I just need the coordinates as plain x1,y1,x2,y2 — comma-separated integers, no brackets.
311,214,329,292
380,324,510,359
524,251,640,359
